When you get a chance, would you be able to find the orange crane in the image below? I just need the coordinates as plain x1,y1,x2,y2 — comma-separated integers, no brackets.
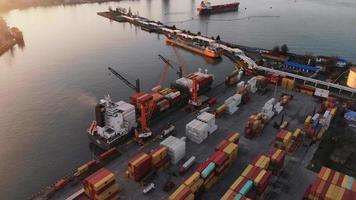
108,67,154,145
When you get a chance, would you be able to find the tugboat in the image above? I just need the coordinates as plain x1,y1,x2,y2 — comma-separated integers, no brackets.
197,0,239,15
87,95,137,150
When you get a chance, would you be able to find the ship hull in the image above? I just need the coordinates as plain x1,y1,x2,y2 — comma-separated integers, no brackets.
165,37,221,58
198,3,239,15
87,131,133,150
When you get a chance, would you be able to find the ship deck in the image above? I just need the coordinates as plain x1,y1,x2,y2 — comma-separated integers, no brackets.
52,79,322,200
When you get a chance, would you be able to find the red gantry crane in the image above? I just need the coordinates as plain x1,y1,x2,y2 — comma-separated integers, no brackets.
108,67,154,145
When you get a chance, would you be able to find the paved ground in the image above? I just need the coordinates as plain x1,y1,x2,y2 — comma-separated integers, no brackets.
53,82,321,200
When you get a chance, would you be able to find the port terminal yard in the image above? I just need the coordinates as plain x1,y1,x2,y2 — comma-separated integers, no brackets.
30,7,356,200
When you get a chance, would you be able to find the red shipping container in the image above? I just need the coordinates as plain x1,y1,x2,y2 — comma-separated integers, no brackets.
99,148,118,161
215,140,230,152
154,156,170,170
196,160,211,173
209,151,229,167
256,171,272,194
87,160,98,168
130,92,145,105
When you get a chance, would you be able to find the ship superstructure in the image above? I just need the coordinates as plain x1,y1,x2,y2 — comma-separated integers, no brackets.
88,95,136,149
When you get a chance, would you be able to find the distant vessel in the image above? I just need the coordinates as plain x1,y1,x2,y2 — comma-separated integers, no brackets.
197,0,239,15
87,95,137,150
165,34,222,58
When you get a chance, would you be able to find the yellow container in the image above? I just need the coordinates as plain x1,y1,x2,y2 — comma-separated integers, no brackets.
254,169,267,185
223,143,238,161
190,178,204,193
184,172,201,187
151,146,168,165
272,149,282,161
304,116,312,126
336,187,345,200
242,165,253,177
230,176,244,191
260,156,270,169
94,173,115,192
325,184,338,200
220,189,236,200
322,168,331,182
94,183,119,200
227,132,240,143
77,164,89,175
169,184,186,200
341,175,350,189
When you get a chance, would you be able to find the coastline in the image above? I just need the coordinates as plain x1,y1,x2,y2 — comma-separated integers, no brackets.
0,0,121,13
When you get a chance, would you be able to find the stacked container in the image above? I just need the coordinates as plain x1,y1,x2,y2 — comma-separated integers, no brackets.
224,94,242,115
117,101,137,130
171,136,240,199
262,98,276,120
247,77,257,93
244,112,268,138
83,168,120,200
168,184,195,200
274,129,293,151
251,154,270,170
268,148,286,176
241,164,272,194
196,112,218,134
303,167,356,200
149,146,170,171
175,71,214,94
220,160,272,199
160,136,186,164
186,119,209,144
127,153,152,181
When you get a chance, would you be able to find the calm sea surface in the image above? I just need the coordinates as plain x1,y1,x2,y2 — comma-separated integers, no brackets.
0,0,355,199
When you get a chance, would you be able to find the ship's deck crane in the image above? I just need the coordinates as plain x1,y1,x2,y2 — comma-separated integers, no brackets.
108,67,153,145
108,67,140,93
157,54,184,86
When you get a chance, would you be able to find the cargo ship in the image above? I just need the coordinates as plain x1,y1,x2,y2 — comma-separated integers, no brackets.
87,95,137,150
166,34,222,58
197,0,239,15
87,70,214,149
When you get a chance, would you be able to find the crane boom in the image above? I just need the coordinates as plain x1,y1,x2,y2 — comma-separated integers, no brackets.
158,54,183,78
108,67,140,93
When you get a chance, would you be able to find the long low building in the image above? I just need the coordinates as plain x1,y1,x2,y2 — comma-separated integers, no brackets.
283,61,321,73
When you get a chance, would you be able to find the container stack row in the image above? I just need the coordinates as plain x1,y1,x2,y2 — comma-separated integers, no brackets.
303,167,356,200
220,154,273,200
220,146,287,200
83,168,120,200
169,133,240,200
126,145,170,181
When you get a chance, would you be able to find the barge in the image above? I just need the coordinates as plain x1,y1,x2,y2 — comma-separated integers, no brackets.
166,34,222,58
197,0,240,15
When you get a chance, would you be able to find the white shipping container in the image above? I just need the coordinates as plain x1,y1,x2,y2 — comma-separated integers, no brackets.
232,94,242,106
160,136,186,164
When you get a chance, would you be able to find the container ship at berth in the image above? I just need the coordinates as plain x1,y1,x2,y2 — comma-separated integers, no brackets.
197,0,239,15
166,34,222,58
87,70,214,149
